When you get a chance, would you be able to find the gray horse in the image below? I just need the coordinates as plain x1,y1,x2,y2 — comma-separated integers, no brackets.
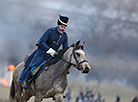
9,41,91,102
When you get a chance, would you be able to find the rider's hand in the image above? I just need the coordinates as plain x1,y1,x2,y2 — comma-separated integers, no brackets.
46,48,56,57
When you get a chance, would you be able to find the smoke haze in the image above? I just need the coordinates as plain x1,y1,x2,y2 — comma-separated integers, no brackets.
0,0,138,88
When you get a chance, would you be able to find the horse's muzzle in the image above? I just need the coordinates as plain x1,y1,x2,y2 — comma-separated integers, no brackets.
83,67,90,73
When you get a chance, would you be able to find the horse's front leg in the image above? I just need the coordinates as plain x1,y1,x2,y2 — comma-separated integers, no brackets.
54,94,64,102
14,83,23,102
21,90,32,102
34,98,41,102
34,94,42,102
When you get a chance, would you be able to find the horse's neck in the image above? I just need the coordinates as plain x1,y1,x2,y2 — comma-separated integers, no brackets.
52,47,73,77
42,47,73,79
63,47,73,61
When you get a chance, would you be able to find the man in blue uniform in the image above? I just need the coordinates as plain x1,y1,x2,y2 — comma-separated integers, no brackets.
19,14,69,88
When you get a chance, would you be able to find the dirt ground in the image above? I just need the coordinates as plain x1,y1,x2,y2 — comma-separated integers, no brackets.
0,99,8,102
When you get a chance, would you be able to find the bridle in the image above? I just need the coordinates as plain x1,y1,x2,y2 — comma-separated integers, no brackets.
61,46,88,70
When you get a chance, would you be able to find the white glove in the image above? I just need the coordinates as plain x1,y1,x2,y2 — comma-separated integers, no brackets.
46,48,56,57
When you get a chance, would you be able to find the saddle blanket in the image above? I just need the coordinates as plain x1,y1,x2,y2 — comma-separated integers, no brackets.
18,57,52,82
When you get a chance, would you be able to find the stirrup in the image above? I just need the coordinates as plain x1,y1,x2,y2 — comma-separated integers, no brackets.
22,82,29,88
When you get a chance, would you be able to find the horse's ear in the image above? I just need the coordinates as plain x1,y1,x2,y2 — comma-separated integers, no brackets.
81,41,85,50
75,40,80,48
82,41,85,47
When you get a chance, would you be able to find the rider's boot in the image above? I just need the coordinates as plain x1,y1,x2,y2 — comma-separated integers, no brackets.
22,73,32,88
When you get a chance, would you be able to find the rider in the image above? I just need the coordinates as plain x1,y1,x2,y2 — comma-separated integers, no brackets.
19,14,69,88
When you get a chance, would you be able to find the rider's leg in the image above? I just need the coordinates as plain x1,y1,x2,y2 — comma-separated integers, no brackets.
22,71,32,88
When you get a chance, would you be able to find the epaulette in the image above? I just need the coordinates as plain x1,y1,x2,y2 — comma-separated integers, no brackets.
51,27,56,31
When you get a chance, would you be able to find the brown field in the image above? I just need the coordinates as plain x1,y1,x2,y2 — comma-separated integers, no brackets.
0,80,138,102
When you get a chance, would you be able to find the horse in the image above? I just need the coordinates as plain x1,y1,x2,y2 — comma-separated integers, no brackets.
132,96,138,102
9,41,91,102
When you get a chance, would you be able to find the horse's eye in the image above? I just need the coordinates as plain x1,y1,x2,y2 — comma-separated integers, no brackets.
76,52,80,57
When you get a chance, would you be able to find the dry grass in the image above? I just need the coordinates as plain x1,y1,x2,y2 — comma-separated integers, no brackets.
0,86,9,101
67,79,138,102
0,80,138,102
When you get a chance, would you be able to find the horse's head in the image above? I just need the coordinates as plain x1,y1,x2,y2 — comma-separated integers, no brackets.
64,41,91,73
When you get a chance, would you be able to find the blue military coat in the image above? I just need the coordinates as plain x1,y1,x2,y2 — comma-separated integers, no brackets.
19,27,68,82
33,27,68,66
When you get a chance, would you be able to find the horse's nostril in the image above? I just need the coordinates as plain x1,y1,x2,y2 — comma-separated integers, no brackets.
85,67,89,73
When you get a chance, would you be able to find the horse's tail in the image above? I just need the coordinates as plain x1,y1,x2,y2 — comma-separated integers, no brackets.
9,80,15,101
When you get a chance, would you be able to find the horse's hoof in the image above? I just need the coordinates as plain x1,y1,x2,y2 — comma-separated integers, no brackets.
63,95,66,98
67,71,70,74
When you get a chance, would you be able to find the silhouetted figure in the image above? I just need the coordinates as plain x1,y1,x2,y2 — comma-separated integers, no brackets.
88,91,95,102
76,88,84,102
65,87,72,102
84,87,89,102
131,96,138,102
115,95,121,102
95,91,101,102
102,98,105,102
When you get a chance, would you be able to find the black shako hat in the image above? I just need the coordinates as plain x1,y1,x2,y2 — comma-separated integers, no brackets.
57,14,69,26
